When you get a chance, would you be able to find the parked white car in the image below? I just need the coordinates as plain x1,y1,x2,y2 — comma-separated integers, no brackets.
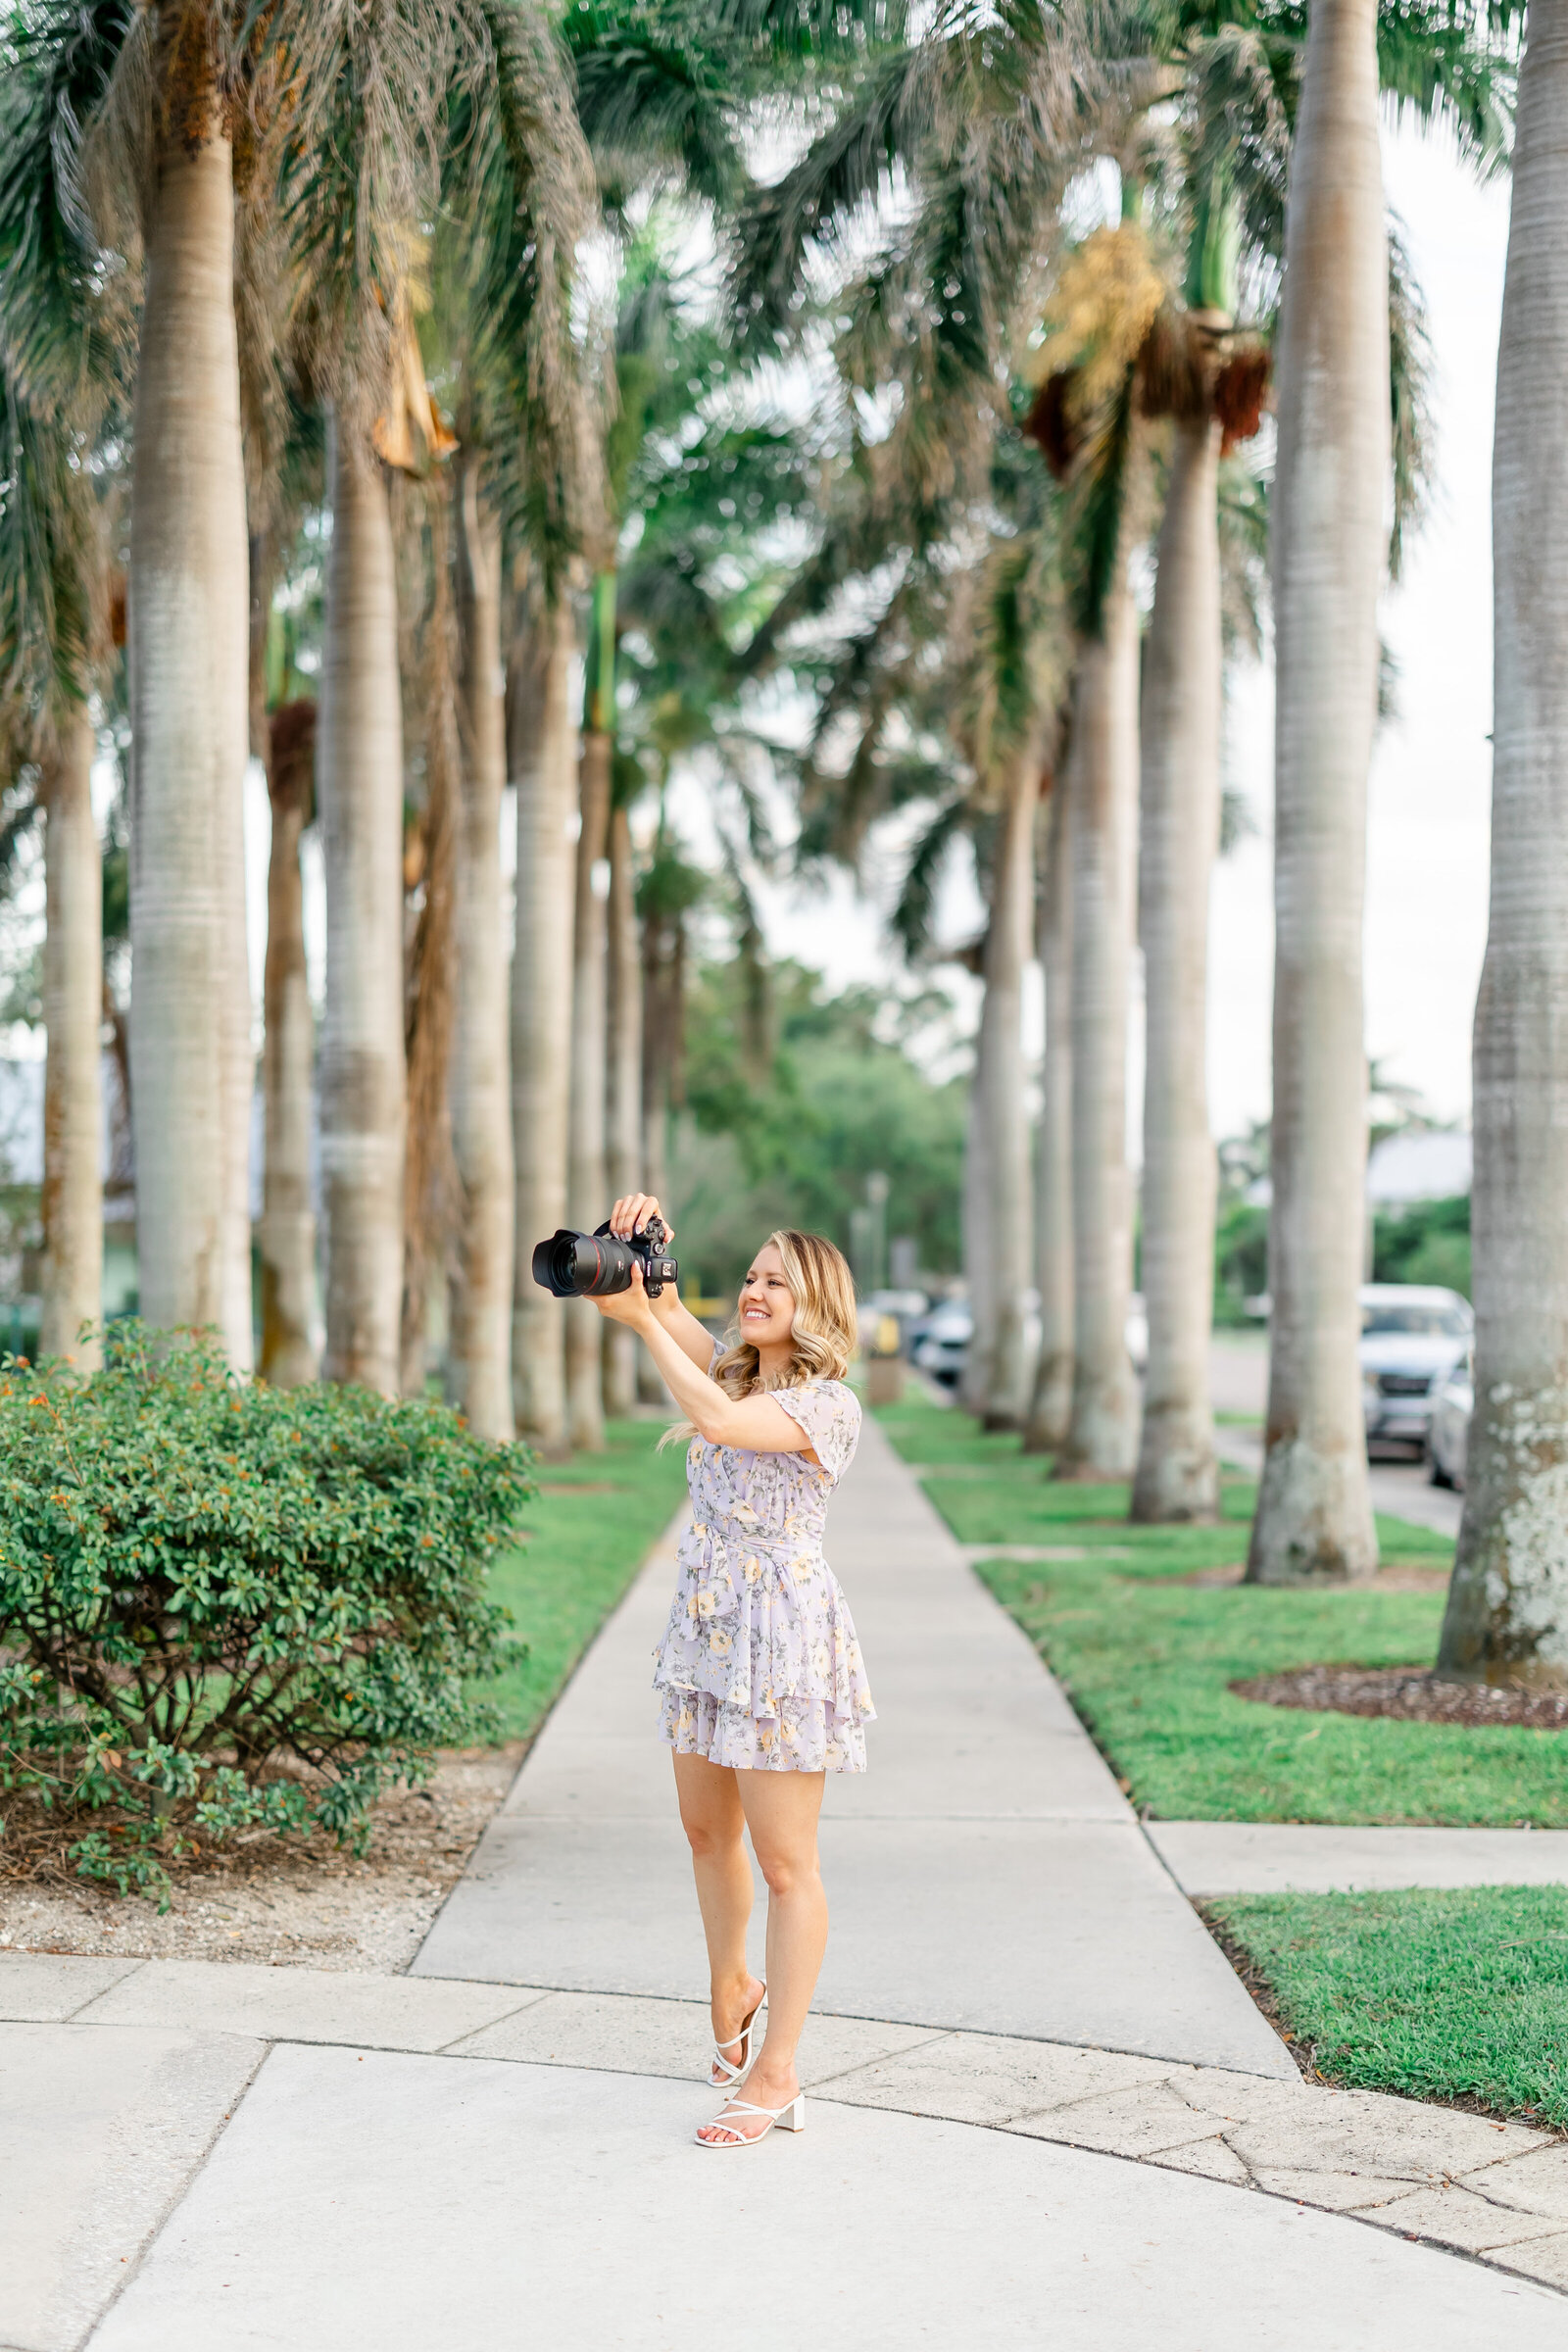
1426,1350,1472,1490
1358,1284,1472,1454
908,1293,1147,1387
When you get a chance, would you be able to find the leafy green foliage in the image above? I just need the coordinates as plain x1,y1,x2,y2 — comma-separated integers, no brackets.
1208,1886,1568,2127
1372,1194,1471,1298
0,1328,531,1898
1214,1200,1270,1325
674,959,965,1294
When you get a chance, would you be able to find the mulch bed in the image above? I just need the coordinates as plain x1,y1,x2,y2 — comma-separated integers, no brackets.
1166,1564,1450,1592
1231,1664,1568,1731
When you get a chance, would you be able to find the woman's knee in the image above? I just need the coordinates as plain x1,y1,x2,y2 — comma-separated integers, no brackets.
682,1812,744,1863
755,1842,818,1900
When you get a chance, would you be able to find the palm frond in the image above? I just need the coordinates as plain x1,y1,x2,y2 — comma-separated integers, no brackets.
891,794,970,962
1387,210,1434,582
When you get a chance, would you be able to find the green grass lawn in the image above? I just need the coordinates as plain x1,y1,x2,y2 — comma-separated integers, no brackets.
1208,1886,1568,2126
875,1391,1568,1827
477,1417,690,1744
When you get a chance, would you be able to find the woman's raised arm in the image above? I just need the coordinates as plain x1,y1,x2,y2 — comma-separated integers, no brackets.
606,1194,714,1373
594,1262,818,1456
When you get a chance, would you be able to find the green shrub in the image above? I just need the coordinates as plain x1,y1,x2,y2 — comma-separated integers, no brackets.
0,1325,531,1898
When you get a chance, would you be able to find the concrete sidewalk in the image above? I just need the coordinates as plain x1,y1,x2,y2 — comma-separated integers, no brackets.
6,1406,1566,2351
1151,1820,1568,1894
9,1945,1568,2348
415,1411,1292,2076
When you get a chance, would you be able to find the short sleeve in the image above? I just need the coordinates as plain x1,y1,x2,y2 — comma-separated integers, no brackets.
774,1379,861,1483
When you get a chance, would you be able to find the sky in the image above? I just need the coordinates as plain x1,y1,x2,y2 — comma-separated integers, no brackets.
732,111,1514,1147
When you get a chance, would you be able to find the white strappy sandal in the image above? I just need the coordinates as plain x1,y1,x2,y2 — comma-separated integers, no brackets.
696,2090,807,2148
710,1984,766,2088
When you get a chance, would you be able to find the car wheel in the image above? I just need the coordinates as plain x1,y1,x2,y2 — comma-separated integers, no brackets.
1426,1440,1453,1490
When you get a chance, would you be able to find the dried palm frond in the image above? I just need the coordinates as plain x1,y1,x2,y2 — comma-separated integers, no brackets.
1136,302,1209,424
1023,370,1079,481
1213,340,1271,453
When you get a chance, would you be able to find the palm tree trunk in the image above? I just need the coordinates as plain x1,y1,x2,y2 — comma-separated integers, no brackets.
127,122,252,1362
1057,576,1141,1477
566,726,612,1448
640,904,671,1205
259,705,318,1385
510,599,575,1452
318,416,406,1395
603,800,642,1418
1024,775,1073,1452
251,530,318,1388
1247,0,1385,1584
1439,9,1568,1687
399,493,461,1401
40,704,102,1367
447,463,514,1440
979,755,1038,1426
1132,415,1222,1521
637,884,681,1404
959,958,995,1416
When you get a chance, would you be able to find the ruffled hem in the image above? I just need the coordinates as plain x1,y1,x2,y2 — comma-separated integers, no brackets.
658,1688,871,1772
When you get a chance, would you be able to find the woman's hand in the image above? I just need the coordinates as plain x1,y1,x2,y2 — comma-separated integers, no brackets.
592,1260,657,1331
608,1193,672,1246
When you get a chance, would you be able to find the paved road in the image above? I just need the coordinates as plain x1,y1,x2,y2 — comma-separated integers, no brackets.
1210,1333,1461,1539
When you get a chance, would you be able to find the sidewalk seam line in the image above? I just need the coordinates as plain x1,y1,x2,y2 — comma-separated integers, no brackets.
69,2034,273,2352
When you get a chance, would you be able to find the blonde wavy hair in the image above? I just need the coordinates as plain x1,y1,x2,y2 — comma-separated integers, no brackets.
662,1230,858,1445
713,1230,858,1396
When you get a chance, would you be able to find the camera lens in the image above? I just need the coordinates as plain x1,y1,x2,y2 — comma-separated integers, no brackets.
531,1229,635,1298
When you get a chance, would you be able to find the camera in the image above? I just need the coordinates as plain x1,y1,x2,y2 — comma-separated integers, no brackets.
531,1214,679,1299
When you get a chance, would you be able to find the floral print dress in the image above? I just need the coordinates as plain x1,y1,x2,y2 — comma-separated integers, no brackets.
653,1376,875,1772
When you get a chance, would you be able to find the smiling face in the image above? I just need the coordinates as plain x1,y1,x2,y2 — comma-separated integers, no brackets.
738,1243,798,1357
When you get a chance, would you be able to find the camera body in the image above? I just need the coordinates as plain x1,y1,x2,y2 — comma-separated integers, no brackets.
531,1214,679,1300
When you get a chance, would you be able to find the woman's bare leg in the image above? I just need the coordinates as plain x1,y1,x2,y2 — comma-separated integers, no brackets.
698,1768,827,2142
672,1752,763,2082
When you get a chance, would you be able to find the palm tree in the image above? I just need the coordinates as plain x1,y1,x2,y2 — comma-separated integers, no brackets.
510,589,577,1452
0,15,126,1370
566,632,613,1448
1245,0,1387,1582
978,748,1040,1425
1439,2,1568,1688
109,33,251,1364
1246,0,1505,1580
1058,484,1141,1478
1022,221,1165,1479
1128,170,1269,1520
249,474,323,1388
428,3,596,1441
1024,772,1072,1451
280,0,590,1405
1133,384,1223,1515
603,782,643,1417
449,457,515,1438
317,415,408,1395
257,691,319,1387
638,822,708,1205
40,701,103,1367
957,526,1060,1426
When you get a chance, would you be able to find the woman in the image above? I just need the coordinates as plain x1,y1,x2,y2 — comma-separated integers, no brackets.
593,1195,874,2148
